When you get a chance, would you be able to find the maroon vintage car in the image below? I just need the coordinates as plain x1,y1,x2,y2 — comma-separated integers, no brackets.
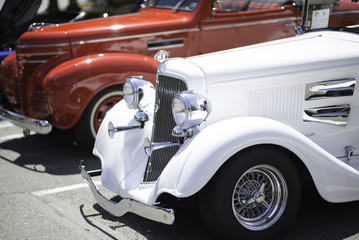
1,0,358,147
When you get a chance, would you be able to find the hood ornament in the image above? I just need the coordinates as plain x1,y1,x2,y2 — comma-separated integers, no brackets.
154,50,170,62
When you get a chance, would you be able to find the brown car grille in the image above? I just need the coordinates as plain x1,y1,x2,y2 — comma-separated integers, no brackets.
16,47,68,116
143,75,187,182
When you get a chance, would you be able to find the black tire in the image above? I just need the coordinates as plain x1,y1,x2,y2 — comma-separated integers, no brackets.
74,86,123,148
0,86,5,105
199,146,301,240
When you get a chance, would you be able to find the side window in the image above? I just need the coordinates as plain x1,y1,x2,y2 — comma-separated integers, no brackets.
212,0,292,13
247,0,290,10
212,0,250,12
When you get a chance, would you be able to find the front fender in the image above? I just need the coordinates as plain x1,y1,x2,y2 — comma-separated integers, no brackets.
0,52,17,105
156,117,359,203
43,53,159,129
94,99,154,198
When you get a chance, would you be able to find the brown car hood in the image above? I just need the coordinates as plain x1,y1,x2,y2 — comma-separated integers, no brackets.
17,8,196,47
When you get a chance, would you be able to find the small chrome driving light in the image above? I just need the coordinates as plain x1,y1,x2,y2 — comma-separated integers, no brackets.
172,91,211,130
134,111,149,122
172,125,192,138
123,76,154,109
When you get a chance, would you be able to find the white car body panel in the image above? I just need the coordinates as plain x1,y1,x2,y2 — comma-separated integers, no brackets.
96,101,359,204
93,30,359,207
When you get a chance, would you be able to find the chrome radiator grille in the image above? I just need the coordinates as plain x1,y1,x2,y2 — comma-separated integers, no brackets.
143,75,187,182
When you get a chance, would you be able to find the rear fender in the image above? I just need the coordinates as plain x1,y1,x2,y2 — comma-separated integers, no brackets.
43,53,159,129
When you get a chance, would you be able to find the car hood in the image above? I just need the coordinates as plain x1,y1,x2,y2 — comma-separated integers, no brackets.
17,9,194,46
184,30,359,85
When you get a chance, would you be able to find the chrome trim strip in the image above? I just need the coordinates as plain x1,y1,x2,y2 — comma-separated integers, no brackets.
16,51,67,56
80,162,175,225
71,17,296,46
331,10,359,16
148,37,184,50
72,28,199,45
148,43,184,50
17,42,68,48
303,105,351,127
17,17,297,48
305,79,356,100
0,107,52,134
202,17,297,31
16,60,48,64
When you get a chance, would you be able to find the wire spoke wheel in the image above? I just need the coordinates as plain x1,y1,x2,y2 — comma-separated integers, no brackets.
199,146,301,240
232,165,288,231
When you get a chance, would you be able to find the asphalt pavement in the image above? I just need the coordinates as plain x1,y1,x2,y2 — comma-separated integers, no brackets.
0,120,359,240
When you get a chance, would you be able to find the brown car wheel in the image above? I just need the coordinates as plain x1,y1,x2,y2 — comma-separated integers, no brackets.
74,86,123,148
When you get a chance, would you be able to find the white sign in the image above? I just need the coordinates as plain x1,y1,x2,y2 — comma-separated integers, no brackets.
311,9,330,30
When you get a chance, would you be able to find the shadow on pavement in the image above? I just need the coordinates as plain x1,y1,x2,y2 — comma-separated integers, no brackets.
0,128,100,175
281,185,359,240
80,197,216,240
80,177,359,240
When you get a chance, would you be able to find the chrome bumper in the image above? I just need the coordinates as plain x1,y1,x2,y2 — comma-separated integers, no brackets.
0,107,52,134
79,161,175,225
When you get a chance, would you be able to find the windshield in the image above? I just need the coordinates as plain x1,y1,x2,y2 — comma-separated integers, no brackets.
146,0,200,11
299,0,359,33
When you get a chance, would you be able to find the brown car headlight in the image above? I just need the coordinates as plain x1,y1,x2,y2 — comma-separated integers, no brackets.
172,91,211,130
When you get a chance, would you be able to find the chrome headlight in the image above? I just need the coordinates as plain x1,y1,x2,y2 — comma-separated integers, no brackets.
123,76,154,109
172,91,211,130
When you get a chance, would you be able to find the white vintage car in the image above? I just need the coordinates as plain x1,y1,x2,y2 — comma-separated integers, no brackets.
80,0,359,238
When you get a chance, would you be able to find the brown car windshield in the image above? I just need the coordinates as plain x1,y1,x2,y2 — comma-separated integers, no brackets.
147,0,200,11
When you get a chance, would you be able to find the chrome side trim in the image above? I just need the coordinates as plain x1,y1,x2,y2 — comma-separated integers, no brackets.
15,16,298,48
71,17,295,46
303,105,351,127
72,28,199,45
16,51,67,56
16,51,68,64
17,42,68,48
0,107,52,134
16,60,48,64
202,17,297,31
331,10,359,16
305,79,356,100
80,162,175,225
148,37,184,50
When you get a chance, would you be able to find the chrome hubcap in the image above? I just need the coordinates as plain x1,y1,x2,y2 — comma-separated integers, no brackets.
232,164,288,231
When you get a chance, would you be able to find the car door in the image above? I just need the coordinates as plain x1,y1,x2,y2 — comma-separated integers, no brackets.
199,0,300,54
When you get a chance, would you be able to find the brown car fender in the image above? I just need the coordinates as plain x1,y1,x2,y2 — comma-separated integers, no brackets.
43,52,160,130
